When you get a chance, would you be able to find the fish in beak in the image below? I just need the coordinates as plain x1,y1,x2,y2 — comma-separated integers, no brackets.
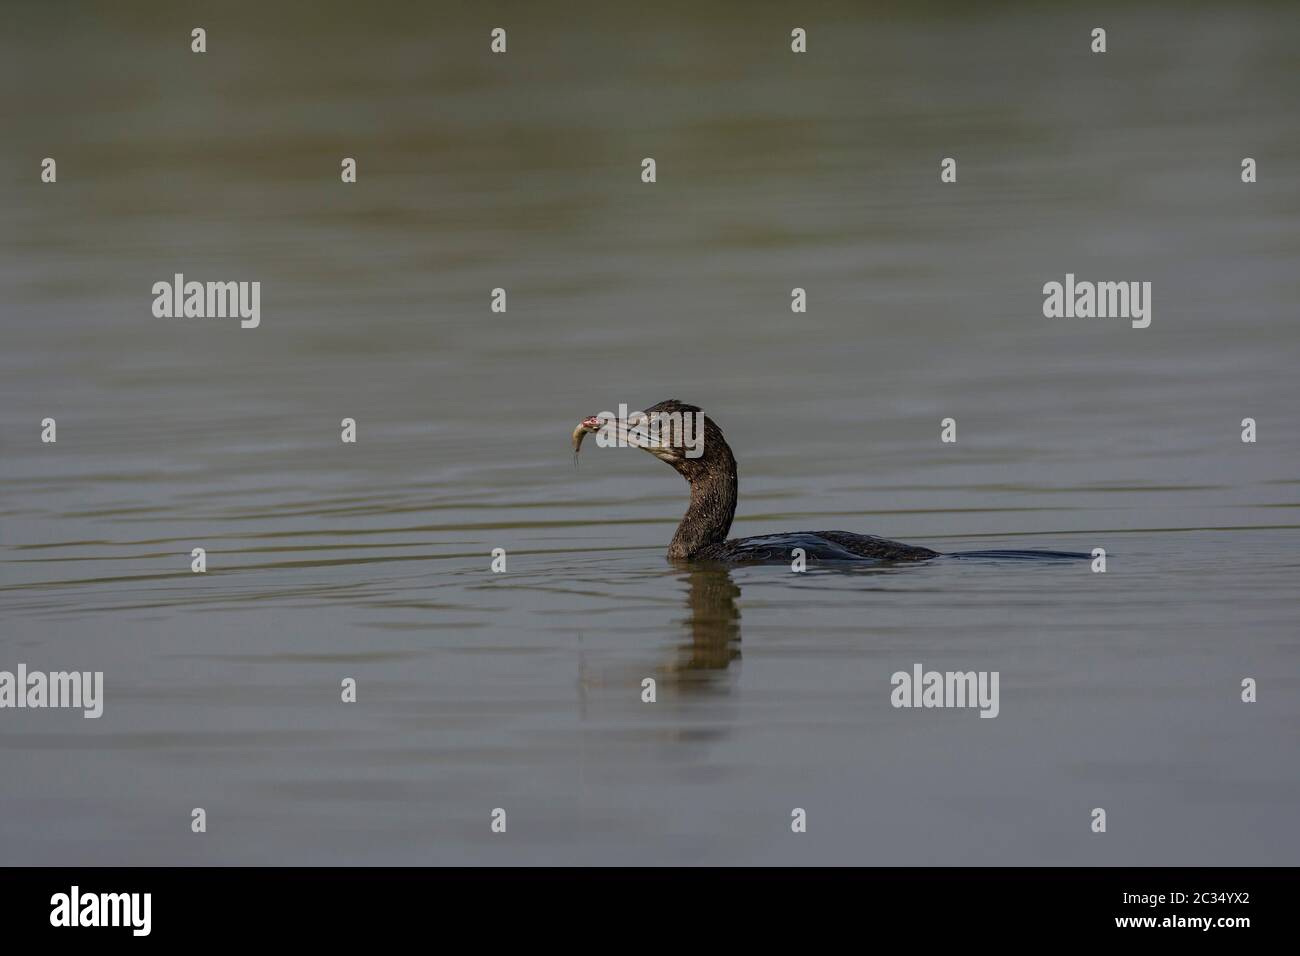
572,415,603,461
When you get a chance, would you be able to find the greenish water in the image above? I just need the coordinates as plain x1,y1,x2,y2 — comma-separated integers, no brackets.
1,2,1297,864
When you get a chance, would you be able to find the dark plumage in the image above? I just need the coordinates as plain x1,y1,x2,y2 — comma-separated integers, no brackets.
573,400,939,564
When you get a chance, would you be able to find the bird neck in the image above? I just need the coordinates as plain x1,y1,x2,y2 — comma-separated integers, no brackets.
668,455,737,559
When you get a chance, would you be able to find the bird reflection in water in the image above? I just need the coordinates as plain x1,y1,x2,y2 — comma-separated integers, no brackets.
664,564,742,682
572,565,742,707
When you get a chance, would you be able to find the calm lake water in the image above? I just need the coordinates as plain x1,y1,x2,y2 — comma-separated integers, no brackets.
1,2,1297,865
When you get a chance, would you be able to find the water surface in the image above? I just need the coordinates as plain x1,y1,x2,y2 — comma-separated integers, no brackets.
1,1,1297,865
